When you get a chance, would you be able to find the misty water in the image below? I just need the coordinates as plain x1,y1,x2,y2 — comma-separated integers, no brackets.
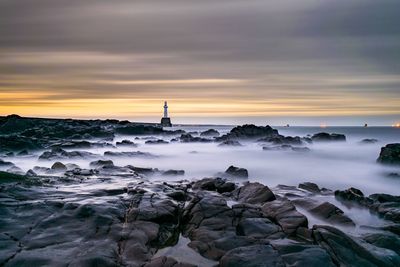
5,125,400,196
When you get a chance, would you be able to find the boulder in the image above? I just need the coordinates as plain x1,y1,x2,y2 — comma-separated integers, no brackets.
311,132,346,142
360,139,378,144
261,199,308,235
377,143,400,165
116,140,137,147
224,166,248,179
180,134,212,143
162,170,185,176
233,182,275,204
298,182,320,193
309,202,355,226
51,162,67,171
335,187,373,206
192,178,236,194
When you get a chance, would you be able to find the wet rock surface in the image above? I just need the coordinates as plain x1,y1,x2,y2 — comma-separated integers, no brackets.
0,117,399,267
378,143,400,165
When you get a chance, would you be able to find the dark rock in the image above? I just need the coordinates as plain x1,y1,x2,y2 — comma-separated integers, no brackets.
145,139,169,145
224,166,248,179
51,162,67,171
166,190,187,201
7,166,24,175
309,202,355,226
17,150,29,156
313,225,400,267
180,134,212,143
271,240,336,267
233,182,275,204
261,199,308,235
298,182,320,193
363,232,400,255
126,166,158,176
218,124,279,141
89,160,114,168
311,132,346,142
377,143,400,165
116,140,137,147
219,244,285,267
200,129,220,137
26,169,37,177
162,170,185,176
218,140,242,147
39,148,98,161
259,135,303,146
192,178,236,194
237,218,282,239
334,187,373,206
0,159,14,168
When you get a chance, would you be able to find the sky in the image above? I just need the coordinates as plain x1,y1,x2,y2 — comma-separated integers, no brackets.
0,0,399,125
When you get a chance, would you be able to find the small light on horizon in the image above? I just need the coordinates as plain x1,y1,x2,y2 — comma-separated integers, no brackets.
320,123,327,128
392,123,400,128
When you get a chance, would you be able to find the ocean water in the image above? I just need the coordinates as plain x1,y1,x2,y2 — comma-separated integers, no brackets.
4,125,400,196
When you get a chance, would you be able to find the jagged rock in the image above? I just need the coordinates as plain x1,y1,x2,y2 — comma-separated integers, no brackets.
311,132,346,142
26,169,37,177
298,182,320,193
219,244,285,267
259,135,303,145
192,178,236,193
126,166,159,176
166,190,187,201
7,166,24,175
116,140,137,147
335,187,373,206
39,148,98,160
180,134,212,143
261,199,308,235
309,202,355,226
377,143,400,165
17,150,29,156
51,162,67,171
218,124,279,141
224,166,248,179
218,140,242,147
313,225,400,267
200,129,220,137
233,182,275,204
89,160,114,168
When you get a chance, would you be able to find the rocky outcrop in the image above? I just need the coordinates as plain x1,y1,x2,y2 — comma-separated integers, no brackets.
89,160,115,168
311,132,346,142
377,143,400,165
313,225,400,267
145,139,169,145
192,177,236,193
180,134,212,143
233,182,276,204
309,202,355,226
39,148,99,161
224,165,248,179
116,140,137,147
217,124,279,140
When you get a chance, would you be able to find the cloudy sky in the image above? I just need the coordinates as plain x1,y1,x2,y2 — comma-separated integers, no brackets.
0,0,399,125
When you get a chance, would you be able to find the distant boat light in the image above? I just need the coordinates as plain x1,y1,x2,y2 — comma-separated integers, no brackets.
320,123,327,128
393,123,400,128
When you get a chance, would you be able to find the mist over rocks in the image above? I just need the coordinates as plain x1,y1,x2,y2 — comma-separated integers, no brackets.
311,132,346,142
0,116,400,266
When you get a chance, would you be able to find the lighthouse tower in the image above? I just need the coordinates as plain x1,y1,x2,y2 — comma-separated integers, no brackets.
160,101,172,127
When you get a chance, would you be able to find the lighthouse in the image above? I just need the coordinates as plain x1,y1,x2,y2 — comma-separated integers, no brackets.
160,101,172,127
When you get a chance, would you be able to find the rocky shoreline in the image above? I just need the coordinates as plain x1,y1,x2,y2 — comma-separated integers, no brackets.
0,115,399,266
